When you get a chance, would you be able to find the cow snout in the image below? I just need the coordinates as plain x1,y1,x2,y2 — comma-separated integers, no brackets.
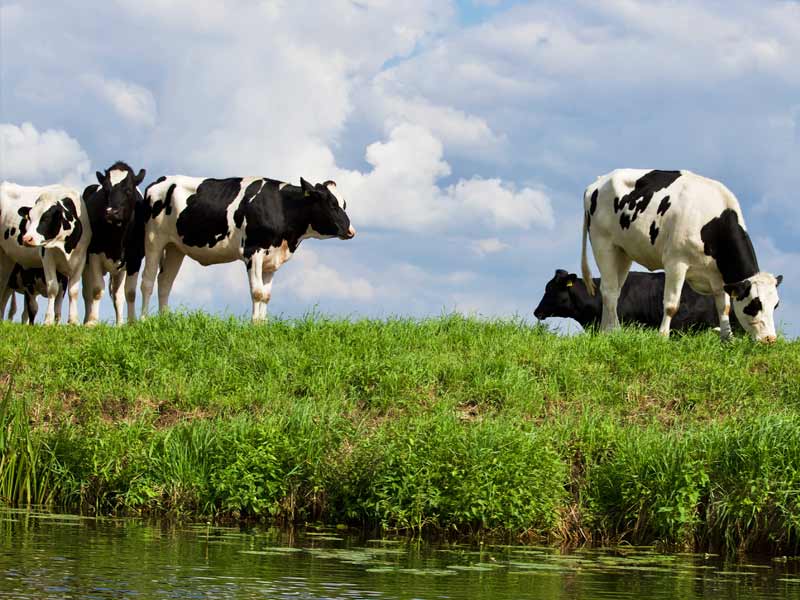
21,233,35,247
760,334,777,344
533,307,544,320
346,225,356,239
105,207,122,223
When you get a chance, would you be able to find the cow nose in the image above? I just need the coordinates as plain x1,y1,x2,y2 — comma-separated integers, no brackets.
347,225,356,238
533,308,544,320
21,233,34,246
760,335,777,344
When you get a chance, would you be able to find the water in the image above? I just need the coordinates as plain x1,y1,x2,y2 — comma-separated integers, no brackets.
1,509,799,599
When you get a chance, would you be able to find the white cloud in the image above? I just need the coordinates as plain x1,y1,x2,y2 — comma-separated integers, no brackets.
280,248,375,302
473,237,509,256
0,122,90,187
84,75,157,127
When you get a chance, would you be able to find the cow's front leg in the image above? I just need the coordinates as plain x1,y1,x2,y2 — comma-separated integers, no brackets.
109,270,126,325
659,261,689,338
41,257,60,325
82,256,105,326
125,271,138,323
156,245,185,314
246,250,266,322
258,271,275,321
714,290,732,341
140,240,165,319
54,284,65,324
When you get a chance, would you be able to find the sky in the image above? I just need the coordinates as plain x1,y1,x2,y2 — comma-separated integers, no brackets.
1,0,798,336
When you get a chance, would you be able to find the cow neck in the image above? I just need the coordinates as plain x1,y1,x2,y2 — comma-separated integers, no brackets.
569,282,602,328
700,209,760,284
87,190,128,263
279,185,317,252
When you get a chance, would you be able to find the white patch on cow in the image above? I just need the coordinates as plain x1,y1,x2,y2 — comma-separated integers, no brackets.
264,240,293,272
300,225,335,241
325,182,345,209
278,182,289,190
108,169,128,186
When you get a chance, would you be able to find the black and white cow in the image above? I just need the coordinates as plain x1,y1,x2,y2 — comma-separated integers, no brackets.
5,264,67,324
534,269,743,332
141,176,356,321
81,162,147,325
0,182,90,324
581,169,782,342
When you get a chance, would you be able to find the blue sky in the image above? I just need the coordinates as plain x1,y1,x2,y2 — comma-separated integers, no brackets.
1,0,798,336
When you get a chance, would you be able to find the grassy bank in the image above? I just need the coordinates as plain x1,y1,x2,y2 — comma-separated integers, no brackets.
1,313,799,553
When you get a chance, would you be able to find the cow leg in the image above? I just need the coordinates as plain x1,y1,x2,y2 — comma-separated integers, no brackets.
26,292,39,324
109,270,126,325
157,245,185,314
592,241,627,331
659,261,689,337
125,271,138,323
247,251,266,322
41,257,60,325
140,241,166,319
259,271,275,321
54,284,65,324
714,291,733,341
82,255,105,326
5,290,17,321
0,254,12,321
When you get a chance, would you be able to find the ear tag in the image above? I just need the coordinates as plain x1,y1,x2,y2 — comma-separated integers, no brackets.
566,281,573,287
304,191,310,197
730,292,737,300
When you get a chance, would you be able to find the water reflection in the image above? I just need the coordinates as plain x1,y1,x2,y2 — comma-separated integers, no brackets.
1,509,799,599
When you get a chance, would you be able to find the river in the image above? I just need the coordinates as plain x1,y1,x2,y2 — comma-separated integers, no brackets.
1,509,799,599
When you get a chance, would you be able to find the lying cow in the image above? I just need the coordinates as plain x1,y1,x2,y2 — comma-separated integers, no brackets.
141,176,356,321
581,169,781,342
81,161,147,325
535,269,743,332
5,264,68,324
0,182,90,324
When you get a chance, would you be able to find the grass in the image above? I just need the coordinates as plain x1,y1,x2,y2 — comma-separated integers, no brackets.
0,312,799,553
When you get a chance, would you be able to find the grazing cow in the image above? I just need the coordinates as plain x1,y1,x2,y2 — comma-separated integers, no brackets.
581,169,782,342
534,269,743,332
0,182,90,324
81,161,147,325
5,264,67,324
141,176,356,321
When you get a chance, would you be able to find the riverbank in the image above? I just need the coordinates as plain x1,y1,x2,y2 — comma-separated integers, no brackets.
1,314,799,553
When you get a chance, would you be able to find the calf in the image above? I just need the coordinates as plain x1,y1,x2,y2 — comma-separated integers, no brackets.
81,161,147,325
141,176,356,321
0,182,90,324
534,269,743,332
581,169,782,342
5,264,67,324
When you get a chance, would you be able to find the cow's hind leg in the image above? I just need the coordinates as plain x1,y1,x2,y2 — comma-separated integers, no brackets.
246,250,266,322
82,255,105,326
23,294,37,324
258,271,275,321
140,239,166,319
109,270,126,325
591,241,628,331
659,261,689,337
156,244,185,314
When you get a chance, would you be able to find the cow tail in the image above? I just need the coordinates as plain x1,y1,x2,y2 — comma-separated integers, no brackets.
581,207,595,296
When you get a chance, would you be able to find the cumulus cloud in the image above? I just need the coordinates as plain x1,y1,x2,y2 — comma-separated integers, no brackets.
0,122,90,186
473,237,509,256
84,75,157,127
281,248,375,302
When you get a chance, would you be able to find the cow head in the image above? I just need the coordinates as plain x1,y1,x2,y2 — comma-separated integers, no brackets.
21,191,80,249
300,178,356,240
534,269,583,320
96,162,145,226
724,272,783,343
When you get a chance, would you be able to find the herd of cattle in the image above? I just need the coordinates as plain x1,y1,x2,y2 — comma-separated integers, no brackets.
0,164,783,343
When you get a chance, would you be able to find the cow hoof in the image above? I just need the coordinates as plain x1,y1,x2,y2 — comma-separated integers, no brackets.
84,320,98,328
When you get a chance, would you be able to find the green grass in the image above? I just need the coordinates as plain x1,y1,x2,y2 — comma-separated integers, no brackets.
1,313,799,553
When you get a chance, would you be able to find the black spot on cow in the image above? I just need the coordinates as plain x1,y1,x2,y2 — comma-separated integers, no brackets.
3,229,8,240
590,189,598,215
613,197,621,213
16,206,30,245
657,195,671,216
700,209,759,284
649,221,659,245
723,279,752,301
36,205,64,241
234,180,265,228
743,297,762,318
619,213,631,229
617,170,681,229
176,178,243,248
150,183,176,219
586,211,591,232
143,177,167,219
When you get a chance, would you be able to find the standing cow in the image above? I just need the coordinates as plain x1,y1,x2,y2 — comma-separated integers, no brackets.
81,161,147,325
5,264,67,324
141,176,356,321
0,182,91,324
534,269,742,332
581,169,782,342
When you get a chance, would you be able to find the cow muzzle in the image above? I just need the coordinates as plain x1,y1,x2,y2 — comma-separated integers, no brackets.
21,233,35,247
759,334,777,344
343,226,356,239
105,207,124,225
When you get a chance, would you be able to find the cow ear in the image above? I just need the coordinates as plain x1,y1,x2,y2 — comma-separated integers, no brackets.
134,169,146,185
555,269,568,279
776,274,783,287
566,274,578,288
724,280,751,301
300,177,318,197
96,171,105,185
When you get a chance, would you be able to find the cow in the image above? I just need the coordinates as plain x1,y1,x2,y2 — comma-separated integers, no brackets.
534,269,743,332
140,176,356,321
0,182,91,325
581,169,782,343
81,161,147,325
5,264,67,324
